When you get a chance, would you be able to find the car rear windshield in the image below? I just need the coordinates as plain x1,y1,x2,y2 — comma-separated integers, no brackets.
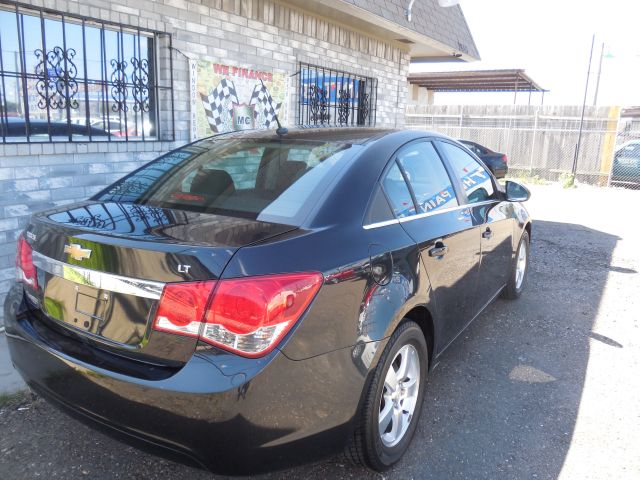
94,137,362,225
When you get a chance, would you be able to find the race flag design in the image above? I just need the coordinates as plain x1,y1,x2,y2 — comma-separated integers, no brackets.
249,81,282,128
200,78,239,133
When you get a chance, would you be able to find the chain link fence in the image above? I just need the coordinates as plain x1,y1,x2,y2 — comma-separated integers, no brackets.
405,105,640,189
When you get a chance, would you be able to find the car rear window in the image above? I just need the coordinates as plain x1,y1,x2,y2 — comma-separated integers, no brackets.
95,138,362,225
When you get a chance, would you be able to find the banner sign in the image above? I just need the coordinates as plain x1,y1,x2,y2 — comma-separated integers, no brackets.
189,59,198,142
191,60,288,139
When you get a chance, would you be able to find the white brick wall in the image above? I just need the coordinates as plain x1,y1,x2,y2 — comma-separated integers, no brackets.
0,0,411,320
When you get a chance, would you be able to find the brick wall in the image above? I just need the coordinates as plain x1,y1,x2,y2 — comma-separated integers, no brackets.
0,0,411,321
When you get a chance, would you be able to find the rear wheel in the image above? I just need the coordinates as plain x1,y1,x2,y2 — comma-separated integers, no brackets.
503,229,530,299
345,320,428,471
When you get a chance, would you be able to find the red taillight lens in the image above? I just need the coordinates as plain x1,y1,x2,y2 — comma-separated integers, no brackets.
502,154,508,164
16,234,38,289
152,272,323,357
153,280,216,338
202,273,323,357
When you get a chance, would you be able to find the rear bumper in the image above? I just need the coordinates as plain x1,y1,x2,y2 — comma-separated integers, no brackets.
4,283,370,475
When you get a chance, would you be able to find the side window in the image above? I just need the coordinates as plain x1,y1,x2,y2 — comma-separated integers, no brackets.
382,163,415,218
438,142,496,204
396,142,458,213
364,185,395,225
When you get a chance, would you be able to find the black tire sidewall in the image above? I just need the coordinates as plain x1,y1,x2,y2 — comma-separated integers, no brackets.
367,322,429,469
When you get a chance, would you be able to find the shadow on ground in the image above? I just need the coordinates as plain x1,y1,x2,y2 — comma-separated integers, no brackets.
0,220,621,479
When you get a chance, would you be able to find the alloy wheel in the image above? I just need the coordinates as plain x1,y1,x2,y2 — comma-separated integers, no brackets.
379,344,421,447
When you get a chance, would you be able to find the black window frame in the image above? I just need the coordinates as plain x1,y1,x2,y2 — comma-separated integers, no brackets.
0,1,175,144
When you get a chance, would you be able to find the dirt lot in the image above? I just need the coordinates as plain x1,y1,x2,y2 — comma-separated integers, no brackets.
1,183,639,480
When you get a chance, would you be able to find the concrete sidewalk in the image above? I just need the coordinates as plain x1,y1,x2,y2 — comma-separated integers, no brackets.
0,332,26,395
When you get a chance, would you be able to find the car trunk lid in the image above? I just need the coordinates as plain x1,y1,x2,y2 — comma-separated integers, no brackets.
22,200,295,366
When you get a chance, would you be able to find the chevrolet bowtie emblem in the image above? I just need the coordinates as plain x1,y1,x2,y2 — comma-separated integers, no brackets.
64,243,92,261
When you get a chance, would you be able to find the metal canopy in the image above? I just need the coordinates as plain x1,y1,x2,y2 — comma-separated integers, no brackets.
621,106,640,118
408,69,546,93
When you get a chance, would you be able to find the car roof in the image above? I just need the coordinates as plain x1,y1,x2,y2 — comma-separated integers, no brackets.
617,139,640,147
193,127,418,146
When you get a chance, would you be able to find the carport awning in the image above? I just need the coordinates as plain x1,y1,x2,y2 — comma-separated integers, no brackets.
408,69,546,92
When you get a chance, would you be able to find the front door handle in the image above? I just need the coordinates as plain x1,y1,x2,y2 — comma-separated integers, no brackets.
428,242,448,257
482,227,493,239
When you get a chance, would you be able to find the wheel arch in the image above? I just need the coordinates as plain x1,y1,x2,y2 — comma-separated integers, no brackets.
401,305,435,369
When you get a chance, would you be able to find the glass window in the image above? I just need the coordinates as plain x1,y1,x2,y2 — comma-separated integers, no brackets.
397,141,458,214
382,162,415,219
298,62,377,127
0,5,171,143
438,142,496,204
364,185,394,225
616,144,640,165
96,138,362,226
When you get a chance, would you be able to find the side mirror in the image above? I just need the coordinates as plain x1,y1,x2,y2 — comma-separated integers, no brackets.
505,181,530,202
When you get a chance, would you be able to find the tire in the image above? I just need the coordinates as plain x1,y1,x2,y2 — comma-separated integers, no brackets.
345,320,429,471
502,229,530,299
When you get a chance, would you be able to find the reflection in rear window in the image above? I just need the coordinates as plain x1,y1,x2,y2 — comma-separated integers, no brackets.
95,138,361,225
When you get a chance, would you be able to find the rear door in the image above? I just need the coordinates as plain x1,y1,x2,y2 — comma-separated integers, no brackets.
436,140,513,312
382,140,481,346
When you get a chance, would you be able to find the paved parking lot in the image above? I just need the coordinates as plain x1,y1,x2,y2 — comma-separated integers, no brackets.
1,184,639,479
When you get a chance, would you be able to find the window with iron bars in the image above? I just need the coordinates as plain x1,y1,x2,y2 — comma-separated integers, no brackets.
0,2,174,143
297,62,377,127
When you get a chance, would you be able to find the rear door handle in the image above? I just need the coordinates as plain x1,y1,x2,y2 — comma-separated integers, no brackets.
428,243,448,257
482,227,493,239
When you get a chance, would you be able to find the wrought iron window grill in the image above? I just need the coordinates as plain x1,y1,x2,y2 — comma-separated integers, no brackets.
297,62,377,127
0,1,174,143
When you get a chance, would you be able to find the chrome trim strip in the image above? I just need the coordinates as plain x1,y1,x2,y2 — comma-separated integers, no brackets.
32,252,165,300
363,218,400,230
363,200,500,230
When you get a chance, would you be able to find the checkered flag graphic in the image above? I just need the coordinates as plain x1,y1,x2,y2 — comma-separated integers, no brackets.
200,79,239,133
249,82,282,129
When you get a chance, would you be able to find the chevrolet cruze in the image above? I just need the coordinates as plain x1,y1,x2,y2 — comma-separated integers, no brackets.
5,128,531,474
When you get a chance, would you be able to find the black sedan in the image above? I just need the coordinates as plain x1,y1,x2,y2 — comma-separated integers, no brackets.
5,128,531,475
458,139,509,178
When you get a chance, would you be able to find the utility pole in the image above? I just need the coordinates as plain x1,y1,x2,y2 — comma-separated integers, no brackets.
593,42,605,106
572,34,595,178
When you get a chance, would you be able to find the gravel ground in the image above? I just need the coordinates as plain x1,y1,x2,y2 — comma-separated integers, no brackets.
1,183,639,480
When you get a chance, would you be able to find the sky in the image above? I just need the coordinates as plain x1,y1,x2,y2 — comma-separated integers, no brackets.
410,0,640,106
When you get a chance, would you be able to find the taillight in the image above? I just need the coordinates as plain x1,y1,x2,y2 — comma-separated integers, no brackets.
16,234,38,289
152,272,323,358
502,154,508,164
153,280,217,338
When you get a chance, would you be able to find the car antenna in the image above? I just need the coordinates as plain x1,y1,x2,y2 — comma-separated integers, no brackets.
260,79,288,136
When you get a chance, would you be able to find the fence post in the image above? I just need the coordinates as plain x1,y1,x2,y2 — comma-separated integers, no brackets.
529,108,539,173
459,105,463,139
505,105,514,158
